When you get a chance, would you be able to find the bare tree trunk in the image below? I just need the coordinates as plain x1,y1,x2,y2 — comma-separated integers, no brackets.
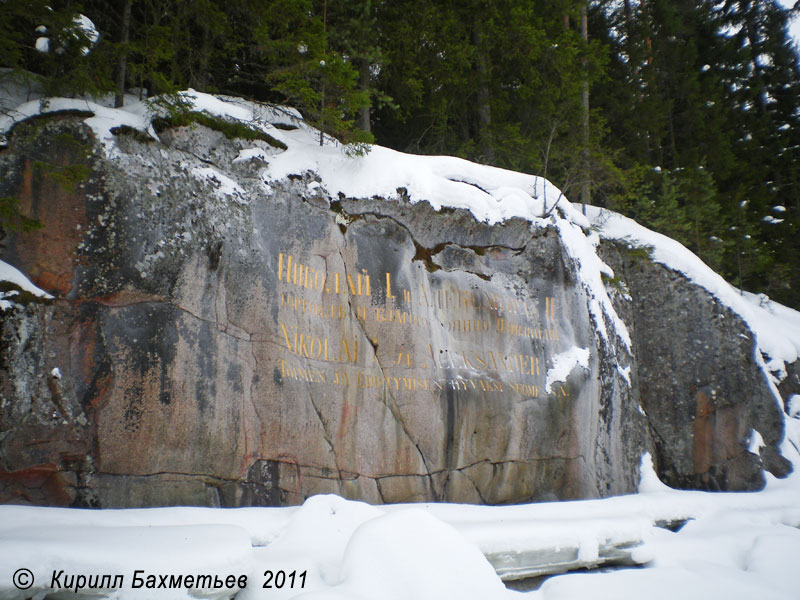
623,0,633,28
115,0,133,108
580,2,590,213
320,0,328,146
737,242,743,295
638,0,661,164
358,60,371,133
196,25,210,90
742,0,769,114
473,20,494,163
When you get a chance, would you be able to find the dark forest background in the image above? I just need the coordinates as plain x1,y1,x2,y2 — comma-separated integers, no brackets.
2,0,799,308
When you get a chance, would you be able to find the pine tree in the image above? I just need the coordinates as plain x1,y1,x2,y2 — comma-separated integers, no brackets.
0,0,114,99
246,0,372,144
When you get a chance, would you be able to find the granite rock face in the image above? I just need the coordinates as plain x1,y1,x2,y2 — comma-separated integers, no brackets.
0,115,789,507
600,244,791,491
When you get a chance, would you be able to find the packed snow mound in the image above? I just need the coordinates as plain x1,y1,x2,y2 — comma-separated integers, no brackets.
2,484,800,599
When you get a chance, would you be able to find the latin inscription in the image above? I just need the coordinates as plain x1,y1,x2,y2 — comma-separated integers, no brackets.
274,251,571,399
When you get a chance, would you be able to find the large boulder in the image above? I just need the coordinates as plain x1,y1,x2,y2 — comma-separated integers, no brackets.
0,110,789,507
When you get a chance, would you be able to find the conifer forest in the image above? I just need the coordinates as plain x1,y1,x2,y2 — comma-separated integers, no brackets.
2,0,799,308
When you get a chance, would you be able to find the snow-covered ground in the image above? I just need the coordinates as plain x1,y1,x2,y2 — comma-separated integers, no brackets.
1,455,799,599
2,87,800,599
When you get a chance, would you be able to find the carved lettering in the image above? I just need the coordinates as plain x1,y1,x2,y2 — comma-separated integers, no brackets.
337,339,359,364
280,360,327,383
275,248,563,395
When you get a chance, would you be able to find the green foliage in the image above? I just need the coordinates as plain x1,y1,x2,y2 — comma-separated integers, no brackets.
0,196,42,234
33,161,91,193
250,0,373,144
109,125,155,143
601,271,628,295
593,0,800,307
623,244,654,263
607,164,727,269
152,109,287,149
1,0,798,306
0,0,115,99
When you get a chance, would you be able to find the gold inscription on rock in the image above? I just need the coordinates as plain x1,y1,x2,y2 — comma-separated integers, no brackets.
274,249,574,399
279,322,360,364
278,253,371,296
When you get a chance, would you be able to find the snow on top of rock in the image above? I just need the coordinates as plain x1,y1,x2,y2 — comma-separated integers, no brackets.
0,260,51,298
638,452,673,494
748,429,766,456
191,166,247,203
0,259,53,311
233,147,269,164
4,477,800,600
545,346,590,393
617,364,632,386
1,87,633,348
0,96,157,151
588,205,800,477
585,206,800,377
3,87,799,366
789,396,800,419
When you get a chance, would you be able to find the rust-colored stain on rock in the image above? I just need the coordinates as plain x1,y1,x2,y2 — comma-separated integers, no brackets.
12,156,89,296
693,391,714,474
0,464,73,506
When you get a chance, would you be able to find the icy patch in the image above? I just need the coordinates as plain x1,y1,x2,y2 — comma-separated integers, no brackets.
545,346,590,393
